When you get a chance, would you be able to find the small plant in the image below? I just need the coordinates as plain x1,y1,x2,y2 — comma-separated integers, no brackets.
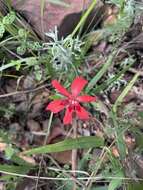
46,76,96,189
0,103,15,119
0,11,16,38
44,28,84,71
105,0,135,42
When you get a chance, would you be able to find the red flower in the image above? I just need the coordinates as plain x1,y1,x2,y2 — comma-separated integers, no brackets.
46,77,96,125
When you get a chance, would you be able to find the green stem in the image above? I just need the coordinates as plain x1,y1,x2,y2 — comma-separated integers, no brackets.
35,112,53,190
113,72,140,113
72,118,77,190
71,0,97,37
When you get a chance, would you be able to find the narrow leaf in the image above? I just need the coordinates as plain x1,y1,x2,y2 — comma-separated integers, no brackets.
127,182,143,190
108,172,123,190
86,51,116,92
108,178,122,190
23,136,104,155
0,164,30,174
113,72,140,113
71,0,97,37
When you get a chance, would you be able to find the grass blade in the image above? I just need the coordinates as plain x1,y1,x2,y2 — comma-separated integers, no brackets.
71,0,97,37
23,136,104,155
94,62,134,93
113,72,140,113
86,51,116,92
0,164,31,174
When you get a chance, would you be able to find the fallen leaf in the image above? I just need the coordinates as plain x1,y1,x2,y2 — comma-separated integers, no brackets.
0,142,7,151
112,146,120,157
18,154,36,165
27,119,41,132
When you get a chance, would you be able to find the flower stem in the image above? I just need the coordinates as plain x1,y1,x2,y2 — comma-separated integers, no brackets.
72,118,77,190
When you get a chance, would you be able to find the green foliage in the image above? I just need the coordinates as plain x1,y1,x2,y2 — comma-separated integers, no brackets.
0,22,5,37
86,50,116,92
5,145,15,160
106,0,124,8
0,57,37,71
91,187,108,190
93,59,134,93
0,164,32,174
0,11,16,38
0,103,15,119
45,27,84,71
105,0,135,42
127,182,143,190
24,136,104,155
108,173,122,190
17,28,42,55
113,72,139,113
2,11,16,25
71,0,97,37
0,130,11,143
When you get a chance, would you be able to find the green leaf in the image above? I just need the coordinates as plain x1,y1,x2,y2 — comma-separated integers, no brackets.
127,182,143,190
110,111,126,160
0,60,20,72
11,154,34,167
138,111,143,119
116,130,126,160
91,187,108,190
108,172,123,190
0,57,37,72
2,11,16,25
0,22,5,38
5,146,15,160
113,72,139,113
0,164,30,174
108,178,122,190
17,45,26,56
94,61,134,93
71,0,97,37
109,0,124,8
18,28,27,39
23,136,104,155
86,51,116,92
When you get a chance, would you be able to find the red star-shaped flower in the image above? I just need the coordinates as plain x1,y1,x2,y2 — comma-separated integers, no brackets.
46,77,96,125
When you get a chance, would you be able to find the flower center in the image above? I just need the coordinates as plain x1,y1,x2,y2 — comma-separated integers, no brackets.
71,100,77,105
69,98,78,106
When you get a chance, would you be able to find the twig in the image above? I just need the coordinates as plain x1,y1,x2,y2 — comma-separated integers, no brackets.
0,84,49,98
84,147,106,190
35,112,53,190
128,68,143,77
85,139,116,190
1,170,143,181
46,154,85,188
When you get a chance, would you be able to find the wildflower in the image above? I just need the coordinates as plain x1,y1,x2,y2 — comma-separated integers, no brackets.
46,77,96,124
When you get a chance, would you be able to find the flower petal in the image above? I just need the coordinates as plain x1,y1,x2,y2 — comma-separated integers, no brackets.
63,107,73,125
75,104,89,120
77,95,96,103
71,77,87,97
52,80,71,97
46,99,66,113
